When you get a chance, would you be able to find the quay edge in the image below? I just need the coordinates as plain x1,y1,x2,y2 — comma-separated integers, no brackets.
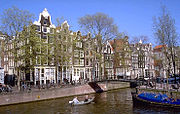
0,81,130,107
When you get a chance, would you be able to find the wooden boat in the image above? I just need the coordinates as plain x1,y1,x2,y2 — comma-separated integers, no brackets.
69,97,95,106
131,92,180,109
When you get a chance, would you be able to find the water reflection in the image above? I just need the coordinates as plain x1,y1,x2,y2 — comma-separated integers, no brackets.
0,88,179,114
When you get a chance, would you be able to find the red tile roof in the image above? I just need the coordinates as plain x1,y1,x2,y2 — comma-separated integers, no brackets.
154,45,166,49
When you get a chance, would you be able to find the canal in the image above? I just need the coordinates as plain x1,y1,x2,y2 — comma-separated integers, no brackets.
0,88,179,114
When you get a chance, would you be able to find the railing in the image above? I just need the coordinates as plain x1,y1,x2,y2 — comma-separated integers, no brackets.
0,75,139,95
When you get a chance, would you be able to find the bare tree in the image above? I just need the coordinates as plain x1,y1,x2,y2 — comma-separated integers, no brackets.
54,19,74,84
153,6,178,82
78,13,121,80
112,36,131,79
0,6,34,36
78,12,119,43
0,6,34,90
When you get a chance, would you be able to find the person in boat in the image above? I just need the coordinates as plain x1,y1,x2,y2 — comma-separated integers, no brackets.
84,95,88,102
72,97,79,104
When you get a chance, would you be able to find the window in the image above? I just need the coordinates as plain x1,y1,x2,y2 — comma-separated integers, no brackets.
42,35,48,43
80,51,84,58
41,56,48,65
58,35,61,39
109,62,113,68
36,44,41,53
51,69,54,76
46,68,50,76
44,19,48,25
74,69,76,76
44,57,48,65
86,59,89,65
43,27,47,33
76,42,82,48
105,62,108,68
50,57,54,65
79,42,82,48
74,59,79,65
49,47,54,54
86,43,89,48
41,46,48,54
90,59,93,65
63,45,67,51
42,35,47,39
64,29,67,33
86,51,89,56
108,47,110,53
49,36,53,43
36,34,41,39
74,50,79,57
80,59,84,65
37,56,41,65
41,68,44,73
36,26,40,31
77,69,80,76
50,28,54,33
63,36,66,41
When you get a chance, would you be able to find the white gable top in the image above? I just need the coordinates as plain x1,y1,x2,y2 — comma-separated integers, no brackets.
106,41,114,53
139,40,142,44
61,20,69,29
33,8,56,28
42,8,50,19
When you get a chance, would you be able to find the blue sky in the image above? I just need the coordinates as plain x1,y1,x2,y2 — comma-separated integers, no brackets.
0,0,180,45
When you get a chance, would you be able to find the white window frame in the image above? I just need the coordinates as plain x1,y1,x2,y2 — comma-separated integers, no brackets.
42,35,48,43
43,27,47,33
80,51,84,58
74,50,79,57
80,59,84,65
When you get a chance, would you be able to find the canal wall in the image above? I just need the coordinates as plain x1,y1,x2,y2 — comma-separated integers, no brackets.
0,81,129,106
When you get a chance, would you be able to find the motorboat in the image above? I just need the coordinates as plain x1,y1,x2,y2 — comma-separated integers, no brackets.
131,92,180,109
69,97,95,106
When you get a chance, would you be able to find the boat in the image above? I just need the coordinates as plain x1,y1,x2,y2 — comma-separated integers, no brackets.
131,92,180,109
69,97,95,106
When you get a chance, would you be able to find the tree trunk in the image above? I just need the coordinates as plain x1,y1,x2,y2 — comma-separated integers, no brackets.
17,69,21,91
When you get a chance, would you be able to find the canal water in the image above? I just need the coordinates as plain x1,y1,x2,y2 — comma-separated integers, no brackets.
0,88,179,114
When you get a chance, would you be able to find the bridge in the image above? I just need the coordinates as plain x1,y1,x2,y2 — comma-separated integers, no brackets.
88,79,138,93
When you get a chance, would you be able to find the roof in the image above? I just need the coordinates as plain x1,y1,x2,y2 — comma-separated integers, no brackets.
154,45,166,52
33,8,56,28
154,45,166,49
109,39,126,52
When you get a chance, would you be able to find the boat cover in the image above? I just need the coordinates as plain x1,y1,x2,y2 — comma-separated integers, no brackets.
138,92,180,105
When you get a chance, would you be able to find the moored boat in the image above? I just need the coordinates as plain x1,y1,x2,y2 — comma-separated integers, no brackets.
131,92,180,109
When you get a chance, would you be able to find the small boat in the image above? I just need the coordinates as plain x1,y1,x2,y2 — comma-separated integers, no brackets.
69,97,95,106
131,92,180,109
